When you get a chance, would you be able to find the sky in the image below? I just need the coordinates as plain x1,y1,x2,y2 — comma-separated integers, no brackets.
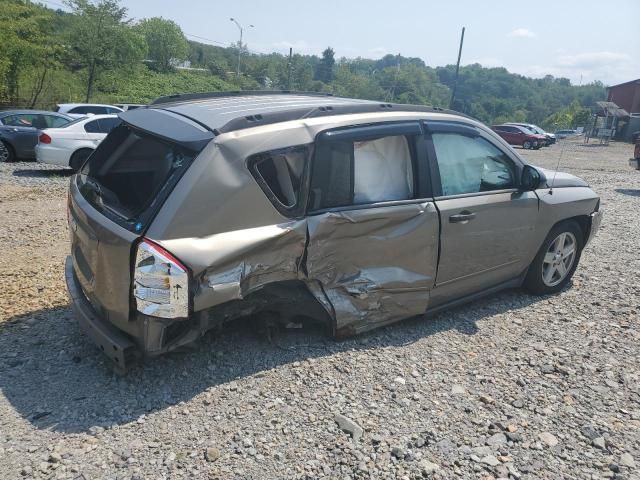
43,0,639,86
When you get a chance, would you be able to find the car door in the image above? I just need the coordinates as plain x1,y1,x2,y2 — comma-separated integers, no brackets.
425,121,540,305
305,122,440,336
2,114,41,158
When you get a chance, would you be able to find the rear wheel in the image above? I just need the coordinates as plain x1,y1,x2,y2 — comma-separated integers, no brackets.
69,148,93,171
0,140,15,163
523,140,532,149
524,220,583,295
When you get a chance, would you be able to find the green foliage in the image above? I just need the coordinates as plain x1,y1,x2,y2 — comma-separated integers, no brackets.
137,17,189,72
94,65,240,103
0,0,56,102
315,47,336,83
542,101,593,130
65,0,146,101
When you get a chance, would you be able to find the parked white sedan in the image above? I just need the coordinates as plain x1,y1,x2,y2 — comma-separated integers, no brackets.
35,115,121,170
56,103,123,118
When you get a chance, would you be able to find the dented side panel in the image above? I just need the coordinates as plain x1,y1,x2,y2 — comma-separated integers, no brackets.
159,221,308,311
306,202,439,335
156,202,440,336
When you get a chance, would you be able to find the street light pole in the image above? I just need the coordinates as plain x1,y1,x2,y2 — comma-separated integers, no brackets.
230,17,253,77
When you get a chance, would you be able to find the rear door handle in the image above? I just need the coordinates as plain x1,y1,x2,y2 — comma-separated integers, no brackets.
449,211,476,224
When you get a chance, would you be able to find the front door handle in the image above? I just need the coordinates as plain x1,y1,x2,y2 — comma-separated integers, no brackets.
449,211,476,224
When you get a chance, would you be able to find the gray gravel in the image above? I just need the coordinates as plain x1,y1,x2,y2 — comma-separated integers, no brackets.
1,140,639,479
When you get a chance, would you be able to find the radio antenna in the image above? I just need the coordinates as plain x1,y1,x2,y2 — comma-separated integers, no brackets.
549,124,569,195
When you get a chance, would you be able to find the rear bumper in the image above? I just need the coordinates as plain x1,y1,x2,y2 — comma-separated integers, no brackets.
65,256,137,369
35,144,72,167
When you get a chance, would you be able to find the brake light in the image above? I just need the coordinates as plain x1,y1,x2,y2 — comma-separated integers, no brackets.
133,239,189,319
39,133,51,144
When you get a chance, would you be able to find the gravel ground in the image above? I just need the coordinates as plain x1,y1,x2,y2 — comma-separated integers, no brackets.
0,140,639,480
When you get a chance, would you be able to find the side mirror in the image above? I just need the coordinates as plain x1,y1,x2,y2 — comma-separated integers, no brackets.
521,165,542,191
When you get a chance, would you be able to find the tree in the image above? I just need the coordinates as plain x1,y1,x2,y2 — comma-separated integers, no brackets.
137,17,189,72
65,0,146,102
314,47,335,83
0,1,54,103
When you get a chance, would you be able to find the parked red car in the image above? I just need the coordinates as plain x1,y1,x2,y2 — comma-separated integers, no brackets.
492,124,546,150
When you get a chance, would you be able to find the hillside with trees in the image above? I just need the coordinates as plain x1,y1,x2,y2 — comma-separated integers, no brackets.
1,0,605,130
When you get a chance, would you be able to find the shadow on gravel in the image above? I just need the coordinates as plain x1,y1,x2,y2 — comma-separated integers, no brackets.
0,290,541,433
615,188,640,197
12,168,73,178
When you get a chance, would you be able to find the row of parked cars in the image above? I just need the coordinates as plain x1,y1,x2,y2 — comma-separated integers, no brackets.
0,103,142,170
491,123,582,150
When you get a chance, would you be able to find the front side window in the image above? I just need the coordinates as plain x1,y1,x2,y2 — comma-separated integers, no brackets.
250,146,307,209
310,134,415,210
432,133,515,196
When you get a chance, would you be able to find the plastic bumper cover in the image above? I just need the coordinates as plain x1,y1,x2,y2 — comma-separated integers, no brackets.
585,210,603,247
65,256,136,369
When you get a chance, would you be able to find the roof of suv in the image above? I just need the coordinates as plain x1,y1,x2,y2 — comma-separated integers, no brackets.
144,91,458,135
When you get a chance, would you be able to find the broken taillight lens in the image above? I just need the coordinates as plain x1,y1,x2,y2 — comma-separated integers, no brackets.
133,239,189,319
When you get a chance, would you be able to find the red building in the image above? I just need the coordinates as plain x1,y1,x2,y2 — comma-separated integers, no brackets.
607,79,640,115
607,79,640,141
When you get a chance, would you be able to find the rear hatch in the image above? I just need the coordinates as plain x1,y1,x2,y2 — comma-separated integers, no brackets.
68,108,213,331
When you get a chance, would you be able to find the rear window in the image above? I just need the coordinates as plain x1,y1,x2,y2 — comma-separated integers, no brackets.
78,124,198,232
249,146,308,211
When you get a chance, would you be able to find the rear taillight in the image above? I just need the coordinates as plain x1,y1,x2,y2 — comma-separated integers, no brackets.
133,239,189,319
39,133,51,144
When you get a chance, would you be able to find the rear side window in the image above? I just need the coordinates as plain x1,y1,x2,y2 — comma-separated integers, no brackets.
79,124,197,231
250,146,307,210
84,118,121,134
310,134,415,210
84,120,101,133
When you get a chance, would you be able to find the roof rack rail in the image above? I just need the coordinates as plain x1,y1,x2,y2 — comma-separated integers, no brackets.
151,90,335,106
214,102,466,135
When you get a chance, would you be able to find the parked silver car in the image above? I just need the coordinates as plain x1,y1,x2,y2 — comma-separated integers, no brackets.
65,92,602,371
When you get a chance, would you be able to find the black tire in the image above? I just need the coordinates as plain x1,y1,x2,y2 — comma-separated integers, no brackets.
523,141,532,149
523,220,584,295
69,148,93,171
0,140,15,163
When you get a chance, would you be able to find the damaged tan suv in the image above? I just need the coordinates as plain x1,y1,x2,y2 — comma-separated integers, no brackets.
65,91,602,371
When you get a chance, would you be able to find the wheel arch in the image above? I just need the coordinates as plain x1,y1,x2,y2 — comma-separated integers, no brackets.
549,214,591,248
0,138,16,158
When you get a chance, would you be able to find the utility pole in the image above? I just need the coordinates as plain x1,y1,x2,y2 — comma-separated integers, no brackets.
230,17,254,77
449,26,465,110
287,47,293,90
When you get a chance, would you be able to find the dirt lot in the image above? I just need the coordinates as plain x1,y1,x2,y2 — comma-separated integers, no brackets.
1,140,639,480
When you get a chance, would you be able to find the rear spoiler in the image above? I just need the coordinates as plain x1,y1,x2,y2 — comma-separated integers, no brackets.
119,108,214,152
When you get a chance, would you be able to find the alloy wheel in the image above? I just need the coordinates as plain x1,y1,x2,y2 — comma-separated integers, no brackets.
523,141,531,149
542,231,577,287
